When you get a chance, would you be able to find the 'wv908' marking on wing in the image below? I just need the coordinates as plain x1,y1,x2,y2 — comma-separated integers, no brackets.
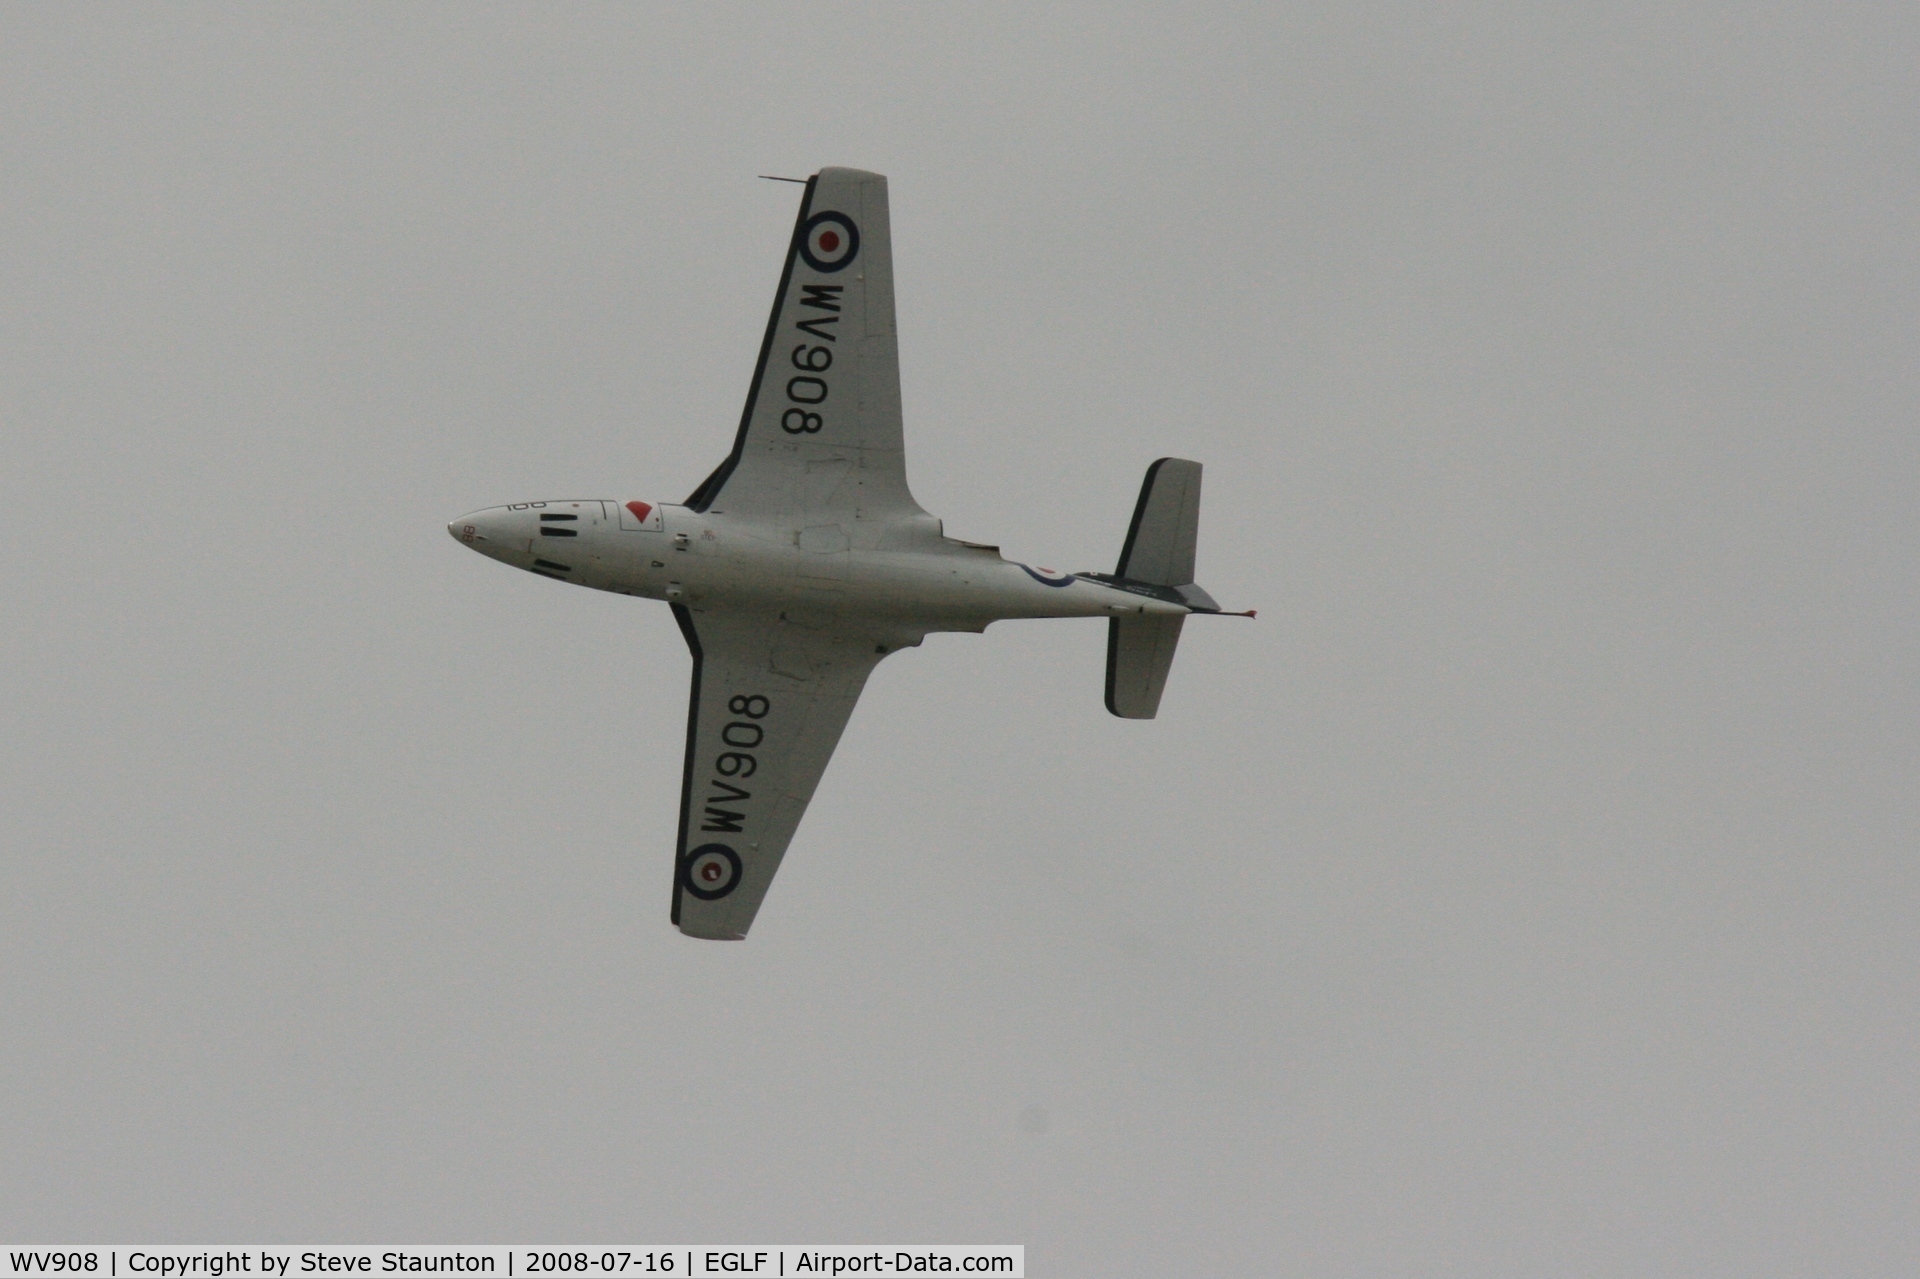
782,284,843,435
701,695,771,834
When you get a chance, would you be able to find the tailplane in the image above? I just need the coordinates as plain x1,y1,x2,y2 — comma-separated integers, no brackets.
1105,458,1204,719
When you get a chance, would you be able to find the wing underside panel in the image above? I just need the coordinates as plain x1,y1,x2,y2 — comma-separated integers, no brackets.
670,607,891,939
687,167,923,525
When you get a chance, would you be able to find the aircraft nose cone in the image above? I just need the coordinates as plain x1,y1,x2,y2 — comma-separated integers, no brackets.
449,508,506,553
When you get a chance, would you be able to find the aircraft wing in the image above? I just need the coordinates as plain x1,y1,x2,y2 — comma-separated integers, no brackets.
669,606,893,939
684,167,925,525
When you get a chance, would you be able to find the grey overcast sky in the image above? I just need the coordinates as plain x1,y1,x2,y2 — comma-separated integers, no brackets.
3,3,1916,1273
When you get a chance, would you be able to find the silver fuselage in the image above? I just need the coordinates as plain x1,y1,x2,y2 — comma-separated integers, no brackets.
449,499,1188,637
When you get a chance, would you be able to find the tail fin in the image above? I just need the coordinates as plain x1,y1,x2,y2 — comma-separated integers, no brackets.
1115,458,1201,586
1105,459,1202,719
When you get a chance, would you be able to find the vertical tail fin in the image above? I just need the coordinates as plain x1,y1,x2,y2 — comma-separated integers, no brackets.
1105,459,1202,719
1115,458,1201,586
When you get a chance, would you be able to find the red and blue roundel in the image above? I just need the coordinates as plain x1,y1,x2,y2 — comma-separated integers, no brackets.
799,211,860,273
1019,564,1077,588
683,843,741,900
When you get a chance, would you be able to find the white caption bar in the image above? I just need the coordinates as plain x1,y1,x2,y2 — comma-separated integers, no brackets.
0,1250,1022,1279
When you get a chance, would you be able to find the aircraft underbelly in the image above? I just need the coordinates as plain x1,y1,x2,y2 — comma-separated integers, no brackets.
578,517,1176,630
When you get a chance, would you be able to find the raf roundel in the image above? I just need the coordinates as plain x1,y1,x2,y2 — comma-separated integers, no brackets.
798,211,860,273
1019,563,1078,588
683,843,743,900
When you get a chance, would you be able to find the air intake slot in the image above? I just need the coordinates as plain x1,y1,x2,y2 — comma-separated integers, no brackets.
539,527,578,538
539,513,578,522
533,559,572,573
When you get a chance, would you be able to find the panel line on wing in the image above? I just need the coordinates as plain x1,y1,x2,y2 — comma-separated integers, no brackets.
669,601,705,925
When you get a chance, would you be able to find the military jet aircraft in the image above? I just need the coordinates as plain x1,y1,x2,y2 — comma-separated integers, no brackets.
450,167,1247,939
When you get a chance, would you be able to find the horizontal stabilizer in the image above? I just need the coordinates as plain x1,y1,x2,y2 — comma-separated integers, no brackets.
1106,615,1185,719
1103,458,1204,718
